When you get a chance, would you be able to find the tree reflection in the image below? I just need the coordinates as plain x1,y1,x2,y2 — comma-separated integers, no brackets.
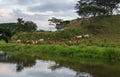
0,52,36,72
48,63,63,71
76,72,93,77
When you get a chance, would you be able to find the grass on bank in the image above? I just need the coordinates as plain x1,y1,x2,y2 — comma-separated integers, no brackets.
0,41,120,62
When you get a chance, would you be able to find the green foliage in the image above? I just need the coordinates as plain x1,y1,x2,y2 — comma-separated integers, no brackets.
48,17,70,30
75,0,120,17
17,18,37,32
0,20,37,35
0,23,19,34
103,48,120,60
12,26,86,40
0,28,13,43
23,21,37,32
95,0,120,15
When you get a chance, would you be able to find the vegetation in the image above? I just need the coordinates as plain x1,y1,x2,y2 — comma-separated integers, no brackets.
17,18,37,32
0,42,120,62
0,1,120,76
0,28,13,43
48,17,70,30
75,0,120,17
0,23,19,34
0,18,37,42
0,0,120,64
69,15,120,42
0,18,37,35
12,26,85,40
12,15,120,43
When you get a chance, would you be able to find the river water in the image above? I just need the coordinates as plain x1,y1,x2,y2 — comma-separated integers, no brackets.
0,51,120,77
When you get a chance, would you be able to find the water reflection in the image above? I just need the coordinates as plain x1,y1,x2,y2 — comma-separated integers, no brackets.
0,51,120,77
0,51,36,72
76,72,93,77
0,51,12,60
49,63,63,71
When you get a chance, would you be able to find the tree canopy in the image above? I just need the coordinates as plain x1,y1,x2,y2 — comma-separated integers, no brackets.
23,21,37,32
75,0,120,17
48,17,70,30
17,18,37,32
0,28,12,43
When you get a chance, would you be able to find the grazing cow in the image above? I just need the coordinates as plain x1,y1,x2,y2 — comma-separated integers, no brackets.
59,38,65,42
73,35,82,43
83,34,90,38
26,40,35,44
75,35,82,40
16,40,21,43
21,40,28,44
36,39,44,44
65,41,72,46
48,40,55,44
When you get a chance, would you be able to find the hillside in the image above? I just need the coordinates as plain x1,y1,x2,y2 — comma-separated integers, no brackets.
69,15,120,42
9,15,120,42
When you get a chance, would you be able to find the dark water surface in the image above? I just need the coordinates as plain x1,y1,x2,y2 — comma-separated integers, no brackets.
0,51,120,77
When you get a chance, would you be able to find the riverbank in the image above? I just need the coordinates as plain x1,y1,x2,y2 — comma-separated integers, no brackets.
0,41,120,62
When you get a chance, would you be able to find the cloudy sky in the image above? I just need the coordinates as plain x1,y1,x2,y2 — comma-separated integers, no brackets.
0,0,79,30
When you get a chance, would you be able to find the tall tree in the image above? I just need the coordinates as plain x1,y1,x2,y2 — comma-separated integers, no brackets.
75,0,120,17
17,18,25,32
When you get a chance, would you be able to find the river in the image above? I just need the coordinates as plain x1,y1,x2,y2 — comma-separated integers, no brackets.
0,51,120,77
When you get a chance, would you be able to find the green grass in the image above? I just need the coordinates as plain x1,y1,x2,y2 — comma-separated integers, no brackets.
0,42,120,62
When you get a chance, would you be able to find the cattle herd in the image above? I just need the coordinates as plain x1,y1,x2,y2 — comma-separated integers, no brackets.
11,34,92,46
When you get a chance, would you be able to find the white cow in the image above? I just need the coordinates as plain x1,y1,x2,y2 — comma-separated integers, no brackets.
16,40,21,43
83,34,90,38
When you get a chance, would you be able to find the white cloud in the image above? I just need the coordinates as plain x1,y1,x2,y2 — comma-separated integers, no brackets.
0,0,79,30
0,9,13,18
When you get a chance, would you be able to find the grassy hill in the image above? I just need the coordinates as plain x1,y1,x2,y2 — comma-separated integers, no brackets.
69,15,120,42
9,15,120,43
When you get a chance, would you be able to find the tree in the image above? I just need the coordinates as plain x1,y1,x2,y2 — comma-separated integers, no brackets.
17,18,24,25
17,18,37,32
75,0,120,17
17,18,25,32
95,0,120,15
48,17,69,30
57,20,70,30
0,28,12,43
23,21,37,32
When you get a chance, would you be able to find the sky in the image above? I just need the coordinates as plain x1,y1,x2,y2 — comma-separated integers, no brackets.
0,0,79,31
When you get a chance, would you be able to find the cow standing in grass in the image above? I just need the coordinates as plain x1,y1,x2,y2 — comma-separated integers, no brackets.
73,35,82,43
